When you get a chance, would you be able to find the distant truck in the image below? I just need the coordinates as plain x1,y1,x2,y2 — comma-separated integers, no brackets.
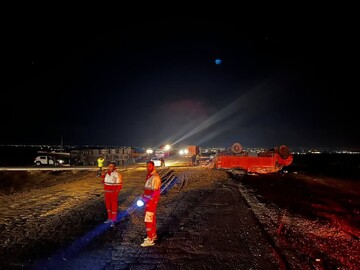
155,150,165,158
213,143,293,174
187,145,200,157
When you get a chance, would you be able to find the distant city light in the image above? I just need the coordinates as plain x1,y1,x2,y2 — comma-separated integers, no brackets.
179,150,184,155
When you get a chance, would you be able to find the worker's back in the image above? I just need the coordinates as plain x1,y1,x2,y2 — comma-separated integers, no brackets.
97,157,104,167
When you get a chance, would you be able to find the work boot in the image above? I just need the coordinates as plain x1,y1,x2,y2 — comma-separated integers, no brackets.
141,238,155,247
143,235,157,241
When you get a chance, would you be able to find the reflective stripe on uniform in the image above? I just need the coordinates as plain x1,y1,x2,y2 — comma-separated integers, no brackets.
104,171,121,185
144,211,154,223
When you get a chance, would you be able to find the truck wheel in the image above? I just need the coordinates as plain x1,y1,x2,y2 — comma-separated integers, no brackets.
231,143,243,154
35,161,41,166
278,145,290,159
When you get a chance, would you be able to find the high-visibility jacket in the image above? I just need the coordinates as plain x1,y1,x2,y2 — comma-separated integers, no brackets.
103,170,122,192
97,158,104,168
143,170,161,239
143,170,161,202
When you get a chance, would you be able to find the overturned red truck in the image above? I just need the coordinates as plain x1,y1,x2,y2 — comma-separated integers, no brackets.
213,143,293,174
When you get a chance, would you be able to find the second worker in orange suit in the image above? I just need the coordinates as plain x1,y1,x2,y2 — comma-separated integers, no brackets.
101,162,123,227
141,160,161,247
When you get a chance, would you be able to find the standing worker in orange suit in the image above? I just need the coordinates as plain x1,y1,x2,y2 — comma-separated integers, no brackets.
141,160,161,247
101,162,123,227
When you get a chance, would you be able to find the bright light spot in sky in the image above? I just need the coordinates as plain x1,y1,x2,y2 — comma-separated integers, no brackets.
215,59,222,65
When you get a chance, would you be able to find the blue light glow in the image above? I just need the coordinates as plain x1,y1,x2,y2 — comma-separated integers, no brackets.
32,178,181,268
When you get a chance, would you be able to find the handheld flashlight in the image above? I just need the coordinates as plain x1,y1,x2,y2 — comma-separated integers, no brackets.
136,199,144,207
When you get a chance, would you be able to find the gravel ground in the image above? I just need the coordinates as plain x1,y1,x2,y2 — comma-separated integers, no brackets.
233,171,360,270
0,164,358,269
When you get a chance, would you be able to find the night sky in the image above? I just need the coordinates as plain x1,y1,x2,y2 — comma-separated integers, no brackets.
2,8,358,148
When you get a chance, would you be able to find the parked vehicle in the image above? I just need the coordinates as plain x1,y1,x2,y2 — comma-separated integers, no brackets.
150,157,165,167
34,155,64,166
154,150,165,158
187,145,200,157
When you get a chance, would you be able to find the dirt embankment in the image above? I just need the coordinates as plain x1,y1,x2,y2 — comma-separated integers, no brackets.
0,170,95,195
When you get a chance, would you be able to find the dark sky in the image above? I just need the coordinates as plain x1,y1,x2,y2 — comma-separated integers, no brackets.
2,7,358,148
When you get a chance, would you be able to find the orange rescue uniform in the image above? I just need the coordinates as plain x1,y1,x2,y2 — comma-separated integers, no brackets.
142,170,161,240
102,170,122,221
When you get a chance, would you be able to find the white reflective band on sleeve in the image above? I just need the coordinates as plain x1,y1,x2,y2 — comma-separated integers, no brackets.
144,211,154,223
